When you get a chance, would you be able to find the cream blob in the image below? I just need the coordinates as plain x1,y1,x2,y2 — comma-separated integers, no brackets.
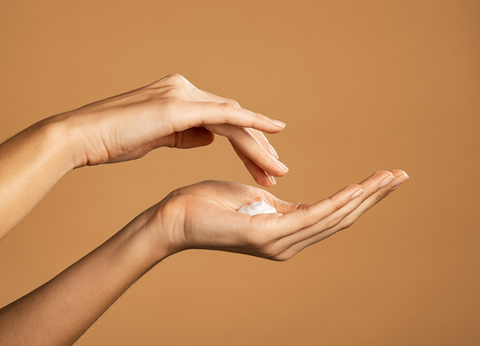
237,200,278,216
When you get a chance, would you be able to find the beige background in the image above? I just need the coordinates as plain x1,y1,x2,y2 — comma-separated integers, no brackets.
1,1,479,345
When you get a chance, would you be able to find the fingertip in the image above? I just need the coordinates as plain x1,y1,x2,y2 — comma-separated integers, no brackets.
391,170,410,190
268,175,277,186
350,186,364,200
340,184,363,200
245,162,276,187
256,114,286,134
267,143,279,159
273,159,289,176
260,173,276,187
380,174,396,188
390,169,409,178
271,119,286,128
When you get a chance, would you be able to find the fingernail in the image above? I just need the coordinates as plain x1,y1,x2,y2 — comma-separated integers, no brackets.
271,119,286,128
391,173,409,189
268,175,277,185
351,188,364,200
276,159,289,173
379,174,395,188
268,143,279,159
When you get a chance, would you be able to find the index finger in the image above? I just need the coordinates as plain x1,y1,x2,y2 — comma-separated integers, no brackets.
183,101,286,134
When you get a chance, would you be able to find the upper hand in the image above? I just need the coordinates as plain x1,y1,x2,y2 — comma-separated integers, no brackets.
59,74,287,186
143,170,409,261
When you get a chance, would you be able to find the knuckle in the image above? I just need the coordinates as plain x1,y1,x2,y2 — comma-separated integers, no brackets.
253,111,264,123
223,125,238,140
301,208,316,228
374,189,389,203
225,98,241,108
220,102,236,121
166,85,187,98
272,251,293,262
221,101,234,111
325,216,342,230
260,245,279,258
327,196,343,212
340,217,356,229
294,202,308,211
165,73,188,85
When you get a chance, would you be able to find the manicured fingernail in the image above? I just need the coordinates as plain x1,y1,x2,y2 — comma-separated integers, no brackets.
391,173,409,189
268,175,276,185
276,159,289,173
351,188,364,200
271,119,286,128
268,143,279,159
379,174,395,188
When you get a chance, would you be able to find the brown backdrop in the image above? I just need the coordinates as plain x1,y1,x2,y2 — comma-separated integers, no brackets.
1,1,479,345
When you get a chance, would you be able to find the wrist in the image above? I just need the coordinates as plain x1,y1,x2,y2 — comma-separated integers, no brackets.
39,112,86,171
124,208,174,268
136,201,185,264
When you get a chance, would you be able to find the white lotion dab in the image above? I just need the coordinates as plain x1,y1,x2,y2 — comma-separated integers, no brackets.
237,200,278,216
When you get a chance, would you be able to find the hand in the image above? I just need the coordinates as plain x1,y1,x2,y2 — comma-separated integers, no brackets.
58,74,287,186
143,170,409,261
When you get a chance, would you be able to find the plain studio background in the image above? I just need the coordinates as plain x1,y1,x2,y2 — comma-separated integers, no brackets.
0,1,479,345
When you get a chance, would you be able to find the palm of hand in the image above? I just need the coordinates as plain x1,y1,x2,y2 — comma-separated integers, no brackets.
155,180,276,256
148,171,406,261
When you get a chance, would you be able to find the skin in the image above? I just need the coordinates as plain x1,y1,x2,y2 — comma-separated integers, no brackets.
0,74,287,241
0,74,409,345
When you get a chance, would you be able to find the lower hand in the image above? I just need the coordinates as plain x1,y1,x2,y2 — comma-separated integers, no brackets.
143,170,409,261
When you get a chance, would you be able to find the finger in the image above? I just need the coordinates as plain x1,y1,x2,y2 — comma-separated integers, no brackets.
273,170,408,260
334,170,409,226
231,129,279,185
169,127,216,149
274,171,394,245
149,77,286,135
164,85,284,182
179,101,286,134
199,89,240,105
390,170,410,190
192,86,242,108
273,183,366,238
232,144,276,187
181,88,280,174
249,128,279,159
208,125,287,177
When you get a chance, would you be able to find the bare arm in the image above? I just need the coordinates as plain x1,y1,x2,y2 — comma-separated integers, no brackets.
0,73,408,345
0,118,75,239
0,207,162,346
0,171,408,345
0,74,286,241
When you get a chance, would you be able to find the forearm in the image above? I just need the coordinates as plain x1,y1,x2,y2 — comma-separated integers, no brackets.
0,115,76,240
0,211,167,346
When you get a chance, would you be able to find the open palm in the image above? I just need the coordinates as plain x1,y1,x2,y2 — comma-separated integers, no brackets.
146,170,408,261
